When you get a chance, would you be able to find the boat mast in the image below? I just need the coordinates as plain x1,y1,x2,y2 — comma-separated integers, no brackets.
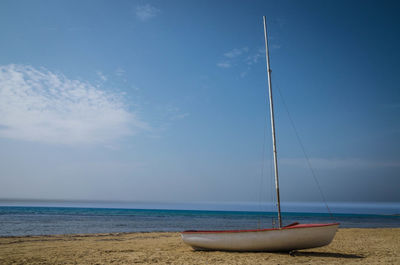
263,16,282,228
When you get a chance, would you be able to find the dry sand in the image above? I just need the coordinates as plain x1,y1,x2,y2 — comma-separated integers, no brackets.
0,228,399,264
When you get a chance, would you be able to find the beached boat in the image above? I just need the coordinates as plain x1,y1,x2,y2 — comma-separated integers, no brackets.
182,223,338,252
181,16,339,252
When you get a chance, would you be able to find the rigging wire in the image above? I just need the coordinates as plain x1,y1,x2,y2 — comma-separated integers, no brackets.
258,74,270,229
274,81,335,220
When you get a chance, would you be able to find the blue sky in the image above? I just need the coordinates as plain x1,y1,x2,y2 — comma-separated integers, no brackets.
0,0,399,205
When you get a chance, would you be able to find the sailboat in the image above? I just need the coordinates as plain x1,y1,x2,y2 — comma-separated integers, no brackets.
180,17,339,252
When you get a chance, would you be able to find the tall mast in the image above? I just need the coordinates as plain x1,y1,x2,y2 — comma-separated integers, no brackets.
263,16,282,228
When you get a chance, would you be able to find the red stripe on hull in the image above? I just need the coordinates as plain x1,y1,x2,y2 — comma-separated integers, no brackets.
182,223,339,234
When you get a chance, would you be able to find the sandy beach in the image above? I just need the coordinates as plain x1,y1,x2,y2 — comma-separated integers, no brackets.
0,228,399,264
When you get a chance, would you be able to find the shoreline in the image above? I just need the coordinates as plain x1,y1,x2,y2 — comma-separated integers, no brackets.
0,226,396,238
1,228,399,264
1,225,399,239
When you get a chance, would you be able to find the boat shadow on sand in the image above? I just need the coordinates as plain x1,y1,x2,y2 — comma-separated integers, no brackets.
289,251,364,259
193,249,364,259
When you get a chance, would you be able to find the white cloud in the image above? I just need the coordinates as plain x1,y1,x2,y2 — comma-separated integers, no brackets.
271,44,281,49
218,47,258,70
115,67,125,77
246,47,265,65
0,64,149,145
164,105,189,121
173,113,189,120
217,47,248,68
216,62,231,68
96,71,107,82
136,4,160,22
224,47,248,58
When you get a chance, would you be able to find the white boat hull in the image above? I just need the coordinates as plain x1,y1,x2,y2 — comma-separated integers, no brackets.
181,223,339,252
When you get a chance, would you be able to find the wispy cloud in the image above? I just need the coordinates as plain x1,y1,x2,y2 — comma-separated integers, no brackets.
217,47,249,69
96,71,107,82
147,105,189,138
0,64,149,145
115,67,125,77
136,4,160,22
165,105,190,121
216,62,232,68
224,47,248,58
271,44,281,50
245,48,265,65
217,47,267,78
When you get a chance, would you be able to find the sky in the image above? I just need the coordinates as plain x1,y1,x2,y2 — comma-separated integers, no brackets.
0,0,399,207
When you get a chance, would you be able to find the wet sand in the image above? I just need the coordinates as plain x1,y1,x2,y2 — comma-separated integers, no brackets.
0,228,399,264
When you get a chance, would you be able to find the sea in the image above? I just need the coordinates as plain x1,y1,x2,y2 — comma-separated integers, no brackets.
0,200,399,237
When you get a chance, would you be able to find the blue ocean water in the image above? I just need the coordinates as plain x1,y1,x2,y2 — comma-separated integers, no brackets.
0,204,399,237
